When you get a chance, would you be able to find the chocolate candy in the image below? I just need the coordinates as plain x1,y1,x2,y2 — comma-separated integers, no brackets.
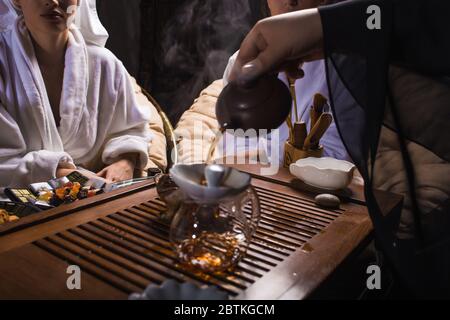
66,171,90,186
49,177,70,189
30,182,53,196
4,188,37,204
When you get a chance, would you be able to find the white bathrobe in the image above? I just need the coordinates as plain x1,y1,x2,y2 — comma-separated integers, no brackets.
0,19,152,188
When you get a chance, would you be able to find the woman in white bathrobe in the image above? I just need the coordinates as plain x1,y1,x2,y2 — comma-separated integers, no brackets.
0,0,152,188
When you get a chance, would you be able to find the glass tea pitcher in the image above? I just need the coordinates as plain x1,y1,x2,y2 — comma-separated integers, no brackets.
169,164,260,273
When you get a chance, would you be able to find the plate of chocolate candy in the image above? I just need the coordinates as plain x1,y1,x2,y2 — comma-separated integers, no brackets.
3,171,105,210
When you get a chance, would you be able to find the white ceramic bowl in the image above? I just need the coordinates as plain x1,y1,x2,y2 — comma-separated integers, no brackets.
289,157,355,190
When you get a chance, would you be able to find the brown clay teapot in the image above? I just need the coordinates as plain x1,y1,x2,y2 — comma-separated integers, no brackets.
216,75,292,132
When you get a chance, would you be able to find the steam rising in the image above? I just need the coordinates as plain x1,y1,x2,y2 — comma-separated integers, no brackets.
156,0,257,122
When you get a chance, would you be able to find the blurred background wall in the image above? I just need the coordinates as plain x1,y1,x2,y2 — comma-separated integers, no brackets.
96,0,267,123
96,0,142,78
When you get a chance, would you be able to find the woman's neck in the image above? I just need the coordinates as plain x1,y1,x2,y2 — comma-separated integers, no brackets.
30,31,68,67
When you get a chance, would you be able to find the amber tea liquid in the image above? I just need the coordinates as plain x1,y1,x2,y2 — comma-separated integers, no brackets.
201,128,226,185
206,127,226,164
176,231,246,273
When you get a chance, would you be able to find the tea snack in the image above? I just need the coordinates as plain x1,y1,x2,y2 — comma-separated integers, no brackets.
78,186,90,199
69,182,82,200
53,182,83,204
38,191,54,203
48,177,70,189
66,171,90,186
87,189,103,198
5,174,106,210
0,209,19,225
8,215,19,222
0,209,8,224
4,188,38,204
29,182,53,196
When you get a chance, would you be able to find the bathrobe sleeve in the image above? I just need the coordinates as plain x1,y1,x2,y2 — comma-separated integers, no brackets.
0,103,76,188
101,62,152,170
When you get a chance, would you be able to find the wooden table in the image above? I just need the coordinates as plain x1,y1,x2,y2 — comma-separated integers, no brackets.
0,165,402,300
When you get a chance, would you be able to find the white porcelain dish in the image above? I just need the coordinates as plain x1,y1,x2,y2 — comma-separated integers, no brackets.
289,157,356,191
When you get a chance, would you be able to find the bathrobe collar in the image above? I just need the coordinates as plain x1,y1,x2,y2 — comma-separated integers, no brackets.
11,18,88,151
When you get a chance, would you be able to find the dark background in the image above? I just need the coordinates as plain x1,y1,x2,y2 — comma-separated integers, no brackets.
96,0,267,123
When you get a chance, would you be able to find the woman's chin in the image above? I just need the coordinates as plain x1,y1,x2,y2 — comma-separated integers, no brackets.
41,23,69,35
40,17,69,32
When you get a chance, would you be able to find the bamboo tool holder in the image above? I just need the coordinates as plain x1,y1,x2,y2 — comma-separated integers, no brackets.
283,87,329,167
284,142,324,168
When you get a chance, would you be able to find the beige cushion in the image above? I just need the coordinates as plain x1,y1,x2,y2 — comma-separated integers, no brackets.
374,66,450,239
129,76,167,173
175,80,223,164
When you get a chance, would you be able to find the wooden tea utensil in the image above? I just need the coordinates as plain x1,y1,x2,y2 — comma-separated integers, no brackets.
287,76,299,145
293,122,307,149
303,113,333,150
288,78,299,123
286,112,295,144
311,93,328,131
287,76,309,149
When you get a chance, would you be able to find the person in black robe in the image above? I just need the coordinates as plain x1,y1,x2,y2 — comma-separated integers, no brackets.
229,0,450,298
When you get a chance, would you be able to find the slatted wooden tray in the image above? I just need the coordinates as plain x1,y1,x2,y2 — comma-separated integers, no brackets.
0,167,402,300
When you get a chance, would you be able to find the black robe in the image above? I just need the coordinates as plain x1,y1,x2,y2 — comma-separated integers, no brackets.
319,0,450,297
